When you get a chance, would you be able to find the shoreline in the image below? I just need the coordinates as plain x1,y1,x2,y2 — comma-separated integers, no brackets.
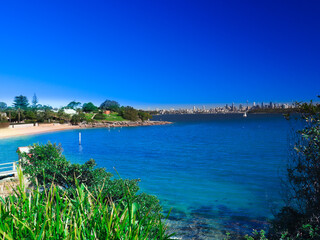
0,121,172,140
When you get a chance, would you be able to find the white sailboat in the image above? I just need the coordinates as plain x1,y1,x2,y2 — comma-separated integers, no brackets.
243,112,247,117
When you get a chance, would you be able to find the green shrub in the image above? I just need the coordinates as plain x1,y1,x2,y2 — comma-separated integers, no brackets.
93,113,106,120
119,106,139,121
138,111,152,121
70,113,85,125
19,142,163,217
0,169,173,239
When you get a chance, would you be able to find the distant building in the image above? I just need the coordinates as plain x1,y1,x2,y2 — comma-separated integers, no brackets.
103,110,111,115
63,109,77,115
269,102,273,109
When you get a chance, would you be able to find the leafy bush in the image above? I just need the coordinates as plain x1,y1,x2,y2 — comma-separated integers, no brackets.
119,106,139,121
0,169,173,239
19,142,163,216
25,110,37,121
93,113,106,120
138,111,152,121
0,115,8,123
70,113,85,125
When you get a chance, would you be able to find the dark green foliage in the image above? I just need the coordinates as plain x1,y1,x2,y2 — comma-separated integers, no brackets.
82,102,98,112
0,170,173,239
37,107,54,123
57,109,71,122
24,110,37,121
0,115,8,123
100,99,120,112
0,102,7,111
32,93,38,108
66,101,81,109
13,95,29,109
10,109,24,122
93,113,106,120
19,142,163,217
19,143,111,189
70,113,86,125
138,111,152,121
120,106,139,121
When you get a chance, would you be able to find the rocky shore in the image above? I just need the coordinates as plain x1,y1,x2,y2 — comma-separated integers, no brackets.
79,120,172,128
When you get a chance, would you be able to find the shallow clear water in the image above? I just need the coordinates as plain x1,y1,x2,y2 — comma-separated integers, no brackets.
0,114,295,239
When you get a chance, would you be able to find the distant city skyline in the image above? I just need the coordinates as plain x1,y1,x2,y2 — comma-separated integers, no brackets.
0,1,319,107
0,93,314,111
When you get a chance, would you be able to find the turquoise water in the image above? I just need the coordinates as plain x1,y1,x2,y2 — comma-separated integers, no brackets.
0,114,295,239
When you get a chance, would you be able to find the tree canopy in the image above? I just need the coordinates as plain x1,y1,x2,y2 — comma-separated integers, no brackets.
32,93,38,108
66,101,81,109
100,99,120,111
13,95,29,109
0,102,7,111
119,106,139,121
82,102,98,112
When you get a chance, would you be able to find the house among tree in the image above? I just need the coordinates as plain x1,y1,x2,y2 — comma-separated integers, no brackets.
103,110,111,115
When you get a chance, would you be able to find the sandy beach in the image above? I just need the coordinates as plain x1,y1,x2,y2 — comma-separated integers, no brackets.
0,121,172,140
0,124,79,139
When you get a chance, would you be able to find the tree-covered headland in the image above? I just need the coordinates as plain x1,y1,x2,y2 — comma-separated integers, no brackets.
0,95,152,125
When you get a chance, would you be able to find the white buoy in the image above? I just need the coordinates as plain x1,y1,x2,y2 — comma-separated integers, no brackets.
79,132,81,145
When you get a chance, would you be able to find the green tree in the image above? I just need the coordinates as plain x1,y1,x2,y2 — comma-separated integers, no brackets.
13,95,29,109
71,113,86,125
0,102,7,111
25,110,37,122
9,109,25,123
66,101,81,109
100,99,120,112
138,111,152,121
18,142,163,217
36,106,54,122
19,142,112,189
32,93,38,109
82,102,98,112
57,109,71,122
120,106,139,121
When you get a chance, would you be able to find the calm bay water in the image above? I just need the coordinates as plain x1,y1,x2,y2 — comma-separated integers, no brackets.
0,114,295,239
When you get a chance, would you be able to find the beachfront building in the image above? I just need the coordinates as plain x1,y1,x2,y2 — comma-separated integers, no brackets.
63,109,77,115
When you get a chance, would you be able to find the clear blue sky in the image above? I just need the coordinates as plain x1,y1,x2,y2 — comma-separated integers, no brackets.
0,0,319,109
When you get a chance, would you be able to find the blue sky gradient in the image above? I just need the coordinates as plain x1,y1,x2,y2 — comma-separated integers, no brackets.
0,0,319,108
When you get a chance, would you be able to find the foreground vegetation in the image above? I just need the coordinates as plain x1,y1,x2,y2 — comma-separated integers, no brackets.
0,169,172,239
0,142,173,239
